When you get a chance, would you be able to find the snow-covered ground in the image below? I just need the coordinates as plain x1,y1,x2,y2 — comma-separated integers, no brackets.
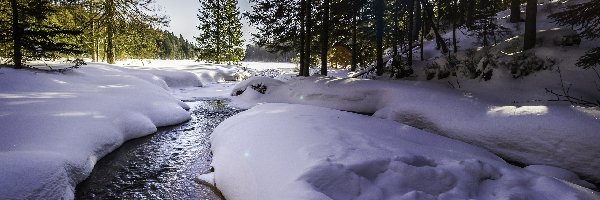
206,3,600,199
0,63,201,199
0,60,297,199
2,3,600,199
210,103,599,200
1,57,599,199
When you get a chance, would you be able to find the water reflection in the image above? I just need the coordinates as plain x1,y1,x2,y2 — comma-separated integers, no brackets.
75,99,243,199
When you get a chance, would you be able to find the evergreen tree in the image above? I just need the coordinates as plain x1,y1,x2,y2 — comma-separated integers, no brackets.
463,0,508,47
79,0,166,63
550,0,600,68
196,0,244,64
2,0,83,68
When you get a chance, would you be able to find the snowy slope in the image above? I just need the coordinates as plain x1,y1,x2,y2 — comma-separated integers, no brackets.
211,103,599,200
231,76,600,185
0,64,194,199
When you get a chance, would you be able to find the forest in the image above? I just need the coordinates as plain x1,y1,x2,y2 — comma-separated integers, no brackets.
1,0,600,199
247,0,599,78
0,0,196,68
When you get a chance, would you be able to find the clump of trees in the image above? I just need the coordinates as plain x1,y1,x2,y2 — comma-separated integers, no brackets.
157,31,196,60
550,0,600,69
196,0,245,64
246,0,538,77
1,0,83,68
243,45,294,62
0,0,197,68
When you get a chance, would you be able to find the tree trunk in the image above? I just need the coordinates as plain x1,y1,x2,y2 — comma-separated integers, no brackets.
320,0,330,76
106,0,115,64
216,1,222,64
300,0,306,76
351,7,358,72
408,0,414,66
375,0,385,76
10,0,22,68
304,0,313,76
452,0,458,53
523,0,537,51
421,0,449,54
393,0,400,59
510,0,521,23
420,10,424,61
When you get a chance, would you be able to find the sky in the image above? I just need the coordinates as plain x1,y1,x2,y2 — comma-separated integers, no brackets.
155,0,256,45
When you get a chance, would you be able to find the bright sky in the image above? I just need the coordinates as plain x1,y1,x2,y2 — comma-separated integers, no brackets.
155,0,256,45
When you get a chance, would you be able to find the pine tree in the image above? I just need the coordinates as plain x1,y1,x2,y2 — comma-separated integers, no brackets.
196,0,244,64
223,0,245,63
2,0,83,68
550,0,600,68
462,0,508,47
80,0,166,64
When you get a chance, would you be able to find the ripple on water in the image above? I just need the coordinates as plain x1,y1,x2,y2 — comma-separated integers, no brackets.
75,99,243,199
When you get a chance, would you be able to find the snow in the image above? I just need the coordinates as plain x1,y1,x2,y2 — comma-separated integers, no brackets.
116,59,240,84
211,103,599,200
0,63,193,199
230,76,600,186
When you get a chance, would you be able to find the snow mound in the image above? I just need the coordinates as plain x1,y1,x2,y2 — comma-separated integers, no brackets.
211,103,599,200
230,76,600,185
231,76,284,96
115,59,243,84
0,64,191,199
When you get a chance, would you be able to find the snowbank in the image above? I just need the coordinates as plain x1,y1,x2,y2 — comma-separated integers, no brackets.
0,64,192,199
231,76,600,185
211,103,599,200
116,60,296,85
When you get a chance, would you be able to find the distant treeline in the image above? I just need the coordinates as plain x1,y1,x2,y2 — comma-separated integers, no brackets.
156,31,196,60
243,45,294,62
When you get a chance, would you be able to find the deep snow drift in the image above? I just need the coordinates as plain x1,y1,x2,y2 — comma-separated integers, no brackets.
0,64,197,199
231,76,600,186
211,103,599,200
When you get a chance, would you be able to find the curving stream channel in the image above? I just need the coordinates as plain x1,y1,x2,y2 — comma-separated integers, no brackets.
75,99,243,199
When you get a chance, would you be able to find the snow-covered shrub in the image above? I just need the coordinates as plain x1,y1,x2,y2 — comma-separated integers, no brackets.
389,56,413,79
425,54,494,81
231,76,284,96
250,83,268,94
424,62,440,80
504,52,556,78
577,47,600,69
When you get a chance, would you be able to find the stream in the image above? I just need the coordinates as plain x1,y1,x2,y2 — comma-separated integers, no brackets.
75,98,243,199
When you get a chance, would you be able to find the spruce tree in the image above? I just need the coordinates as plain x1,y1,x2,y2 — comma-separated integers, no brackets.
196,0,244,64
83,0,166,64
2,0,83,68
550,0,600,68
223,0,245,63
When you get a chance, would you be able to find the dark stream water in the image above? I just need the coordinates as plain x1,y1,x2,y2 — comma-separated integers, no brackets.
75,99,243,199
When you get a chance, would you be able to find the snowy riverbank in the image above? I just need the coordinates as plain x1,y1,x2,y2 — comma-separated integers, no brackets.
0,64,200,199
211,103,599,200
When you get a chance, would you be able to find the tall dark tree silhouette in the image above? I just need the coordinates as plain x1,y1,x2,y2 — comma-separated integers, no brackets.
320,0,330,76
523,0,537,51
510,0,521,23
374,0,385,76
